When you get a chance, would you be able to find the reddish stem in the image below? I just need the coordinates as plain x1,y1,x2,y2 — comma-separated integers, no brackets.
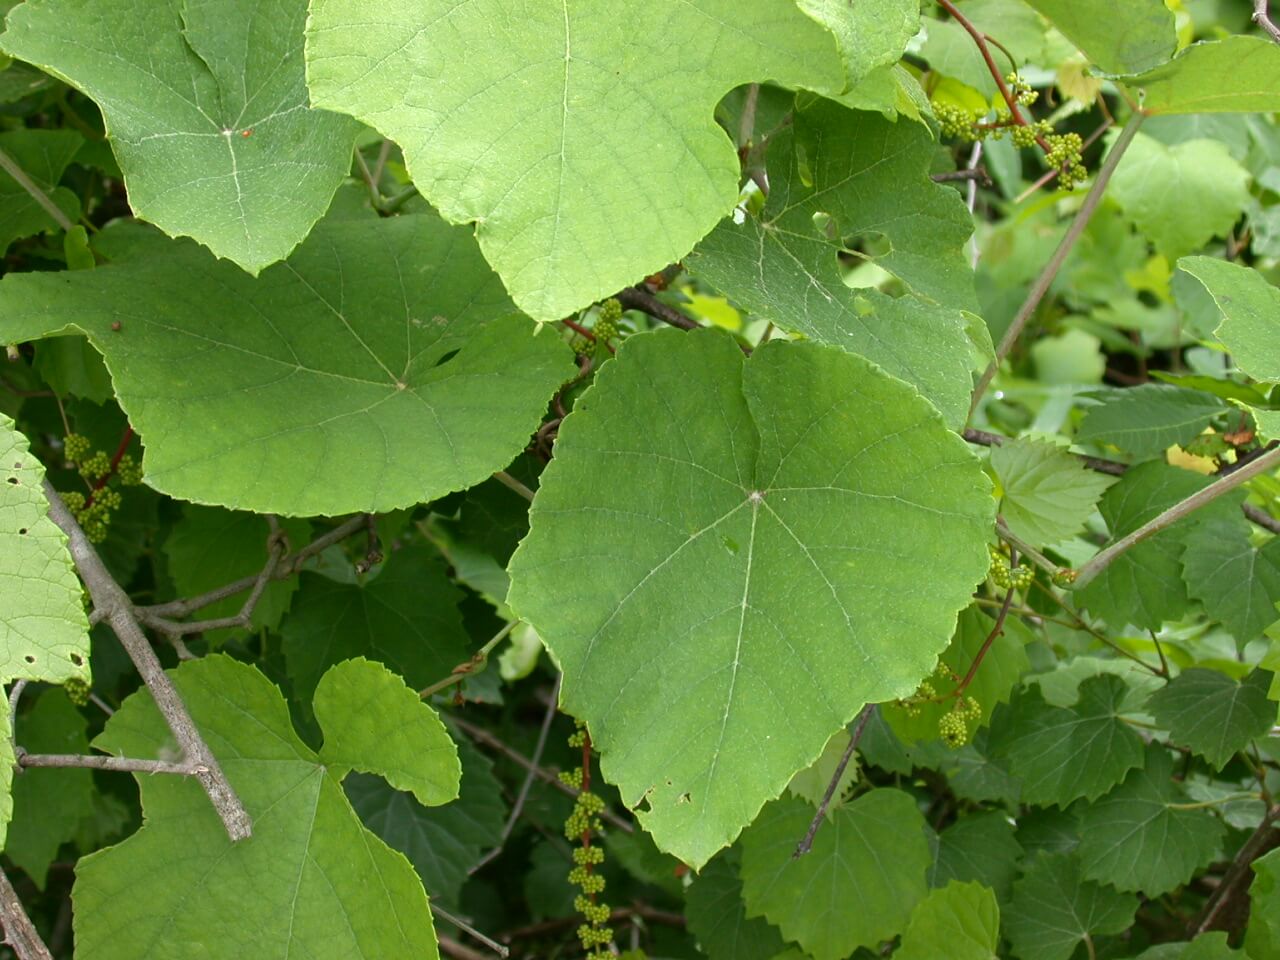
953,547,1019,698
562,318,615,355
84,425,134,508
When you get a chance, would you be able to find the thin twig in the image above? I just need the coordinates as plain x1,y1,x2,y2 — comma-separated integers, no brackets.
439,936,489,960
1073,446,1280,589
470,676,562,875
450,716,633,833
1148,630,1170,678
615,286,700,332
7,680,26,756
0,145,74,233
432,904,509,958
1192,803,1280,936
492,470,535,503
419,621,520,700
794,705,876,858
16,750,195,775
44,481,252,841
738,83,759,149
931,167,991,186
1255,1,1280,42
969,108,1146,421
996,520,1064,579
0,863,53,960
955,570,1017,699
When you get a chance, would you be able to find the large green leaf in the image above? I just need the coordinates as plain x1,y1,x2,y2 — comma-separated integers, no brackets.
990,437,1116,547
1182,518,1280,645
738,791,929,960
1147,668,1275,769
0,413,91,850
1135,933,1240,960
74,655,461,960
0,214,574,516
1021,0,1173,74
929,810,1024,904
1109,135,1251,259
1178,257,1280,383
1004,852,1139,960
1076,385,1230,459
281,546,470,717
688,100,978,426
0,128,82,253
1077,747,1224,896
1246,848,1280,960
1116,37,1280,115
0,0,359,273
896,881,1001,960
508,330,992,866
684,848,787,960
305,0,847,321
797,0,918,89
986,675,1145,807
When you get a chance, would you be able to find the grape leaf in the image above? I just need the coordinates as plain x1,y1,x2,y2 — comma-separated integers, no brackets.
281,546,469,718
1109,135,1251,259
1178,257,1280,383
0,128,82,253
785,728,859,808
0,214,574,516
1246,848,1280,960
1182,518,1280,645
305,0,847,321
1077,385,1230,459
0,0,359,273
1076,462,1242,632
0,413,91,850
929,810,1024,904
990,437,1116,547
5,689,95,889
738,791,929,960
684,848,787,960
986,675,1145,807
1004,852,1139,960
1077,747,1224,896
1116,37,1280,115
688,99,979,426
895,880,1001,960
1133,933,1237,960
797,0,918,89
508,330,993,866
1147,668,1275,769
1021,0,1174,74
74,655,461,960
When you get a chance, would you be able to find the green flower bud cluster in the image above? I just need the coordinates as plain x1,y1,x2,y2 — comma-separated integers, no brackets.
594,298,622,344
565,790,605,838
1052,568,1078,588
1005,72,1039,107
939,696,982,748
1045,132,1087,189
559,767,585,789
58,490,112,544
933,101,983,142
63,433,92,463
989,545,1033,590
77,450,112,482
116,454,144,486
896,678,937,717
63,677,90,707
562,722,615,958
60,433,141,543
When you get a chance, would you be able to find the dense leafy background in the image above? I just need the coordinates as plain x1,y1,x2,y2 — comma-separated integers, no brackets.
0,1,1279,959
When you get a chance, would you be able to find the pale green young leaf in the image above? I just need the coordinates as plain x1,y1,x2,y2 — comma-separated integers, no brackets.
1134,932,1238,960
991,437,1116,547
0,215,574,516
1005,852,1139,960
508,330,993,867
74,654,460,960
1077,747,1224,896
738,791,929,960
0,0,359,273
346,737,504,909
684,849,787,960
797,0,918,89
0,413,91,849
1182,518,1280,645
1147,668,1275,769
895,881,1000,960
986,675,1145,807
1076,385,1230,459
1246,848,1280,960
1178,257,1280,383
5,689,94,889
1117,37,1280,115
305,0,846,321
281,547,469,719
688,101,977,426
1109,135,1251,260
921,0,1048,96
0,129,82,253
786,728,858,808
929,810,1023,904
1021,0,1173,74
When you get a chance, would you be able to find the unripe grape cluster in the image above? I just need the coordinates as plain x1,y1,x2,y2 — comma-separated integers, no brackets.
934,102,983,142
63,433,91,463
562,721,615,959
1045,132,1086,189
989,545,1033,590
593,298,622,343
58,432,143,543
63,677,90,707
939,696,983,748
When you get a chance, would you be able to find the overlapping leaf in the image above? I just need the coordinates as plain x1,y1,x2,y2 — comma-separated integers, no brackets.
305,0,849,320
0,128,82,253
896,881,1001,960
1147,668,1275,769
1021,0,1173,74
1077,748,1224,896
508,330,992,866
689,99,979,426
991,437,1115,547
0,414,91,849
0,0,360,272
1182,518,1280,645
1076,385,1230,459
1005,852,1139,960
929,810,1024,904
797,0,919,89
684,848,787,960
1246,848,1280,960
74,655,461,960
1178,257,1280,382
738,791,929,960
1116,37,1280,115
0,214,574,516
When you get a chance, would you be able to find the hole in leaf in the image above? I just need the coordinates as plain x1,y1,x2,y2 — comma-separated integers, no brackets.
70,653,84,666
433,348,460,368
23,654,35,664
18,528,26,535
6,477,17,484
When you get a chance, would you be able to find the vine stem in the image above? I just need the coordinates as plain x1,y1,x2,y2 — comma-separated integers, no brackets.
968,108,1146,421
1191,803,1280,936
418,620,520,700
44,480,253,841
431,904,508,959
794,705,875,858
1256,1,1280,43
0,863,52,960
0,145,74,234
955,559,1018,699
16,750,196,775
1073,445,1280,589
492,470,535,503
